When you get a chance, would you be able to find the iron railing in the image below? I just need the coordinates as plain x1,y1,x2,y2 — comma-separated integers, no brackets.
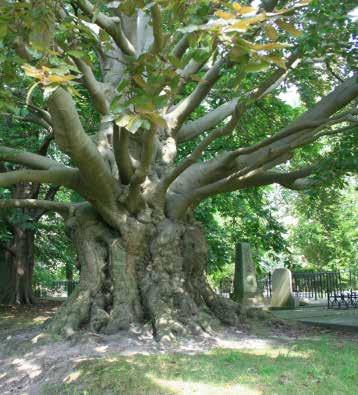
292,271,342,300
232,269,358,301
328,290,358,309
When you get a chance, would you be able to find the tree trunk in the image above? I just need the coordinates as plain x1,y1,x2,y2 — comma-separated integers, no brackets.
0,227,36,305
47,206,241,340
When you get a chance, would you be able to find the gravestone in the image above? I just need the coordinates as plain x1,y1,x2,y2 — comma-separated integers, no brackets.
271,268,298,309
232,242,263,306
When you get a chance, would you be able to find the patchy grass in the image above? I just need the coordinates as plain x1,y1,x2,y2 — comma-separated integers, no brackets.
46,336,358,395
0,301,60,335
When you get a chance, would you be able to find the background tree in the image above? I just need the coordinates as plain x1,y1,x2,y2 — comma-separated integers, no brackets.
0,0,357,339
0,99,57,304
288,181,358,272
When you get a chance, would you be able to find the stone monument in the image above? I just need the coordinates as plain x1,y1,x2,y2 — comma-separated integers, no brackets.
232,242,263,306
271,268,298,309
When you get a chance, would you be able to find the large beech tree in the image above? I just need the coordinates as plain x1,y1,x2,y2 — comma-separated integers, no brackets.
0,0,357,338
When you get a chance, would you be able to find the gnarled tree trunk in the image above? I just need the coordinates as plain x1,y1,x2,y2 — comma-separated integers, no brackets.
0,227,35,305
47,206,240,340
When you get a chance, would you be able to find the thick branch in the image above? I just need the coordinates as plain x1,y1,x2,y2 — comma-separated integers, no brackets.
172,35,189,59
0,199,75,218
77,0,135,56
177,98,238,142
151,4,164,54
234,76,358,156
113,124,134,184
48,87,119,204
0,168,81,191
0,145,63,170
126,127,156,212
72,57,109,114
167,58,227,131
162,103,245,190
177,51,300,142
166,77,358,219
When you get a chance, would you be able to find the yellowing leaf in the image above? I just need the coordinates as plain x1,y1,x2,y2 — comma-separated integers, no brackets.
264,24,278,41
22,64,77,86
116,114,132,127
242,61,270,73
226,15,266,32
47,74,77,84
215,10,234,20
259,55,287,69
233,3,256,15
229,47,249,62
226,20,251,32
275,20,302,37
132,75,147,89
22,64,44,79
144,112,167,128
256,42,290,50
237,38,290,51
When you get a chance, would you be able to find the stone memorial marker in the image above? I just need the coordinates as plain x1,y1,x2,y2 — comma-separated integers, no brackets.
233,242,263,306
271,268,298,309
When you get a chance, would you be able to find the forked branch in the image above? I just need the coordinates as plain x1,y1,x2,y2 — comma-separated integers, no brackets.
76,0,136,56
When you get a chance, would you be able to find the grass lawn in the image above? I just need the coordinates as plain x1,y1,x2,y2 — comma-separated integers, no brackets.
1,302,357,394
48,336,358,395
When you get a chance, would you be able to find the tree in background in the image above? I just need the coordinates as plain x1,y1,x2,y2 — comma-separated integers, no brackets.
0,0,357,339
288,181,358,272
0,104,58,304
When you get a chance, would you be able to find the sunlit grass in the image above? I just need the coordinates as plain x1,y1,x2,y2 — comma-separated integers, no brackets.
46,337,357,395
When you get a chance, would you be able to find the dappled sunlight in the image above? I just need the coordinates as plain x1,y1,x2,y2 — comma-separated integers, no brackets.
63,370,82,384
1,304,357,395
238,346,312,359
94,345,109,353
0,372,7,380
150,376,262,395
32,315,50,323
214,336,281,351
31,333,48,344
12,357,42,379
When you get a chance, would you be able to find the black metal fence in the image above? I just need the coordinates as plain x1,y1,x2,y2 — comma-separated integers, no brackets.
292,271,342,300
328,291,358,309
251,269,358,305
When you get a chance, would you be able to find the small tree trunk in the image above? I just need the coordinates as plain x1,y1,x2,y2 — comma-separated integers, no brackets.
48,206,241,339
0,227,36,305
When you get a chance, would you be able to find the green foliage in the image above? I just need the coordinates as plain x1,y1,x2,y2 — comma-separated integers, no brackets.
288,181,358,271
196,187,288,281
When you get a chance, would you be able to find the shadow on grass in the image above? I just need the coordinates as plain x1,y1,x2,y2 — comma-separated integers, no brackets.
46,338,358,395
0,301,60,334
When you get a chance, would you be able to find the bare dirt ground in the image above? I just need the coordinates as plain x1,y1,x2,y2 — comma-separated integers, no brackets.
1,302,357,395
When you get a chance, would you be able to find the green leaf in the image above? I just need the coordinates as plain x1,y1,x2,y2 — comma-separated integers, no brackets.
242,61,270,73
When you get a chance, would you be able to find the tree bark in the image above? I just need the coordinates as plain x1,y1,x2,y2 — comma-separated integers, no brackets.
47,205,241,340
0,226,36,305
